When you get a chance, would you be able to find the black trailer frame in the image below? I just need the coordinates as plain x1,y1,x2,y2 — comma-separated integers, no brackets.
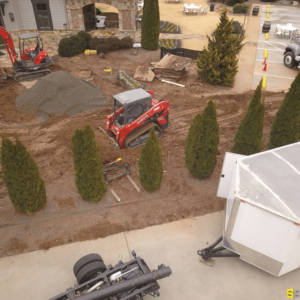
50,250,171,300
197,236,240,260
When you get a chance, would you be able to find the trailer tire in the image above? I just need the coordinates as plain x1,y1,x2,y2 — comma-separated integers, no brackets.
284,52,295,68
76,261,107,284
73,253,104,277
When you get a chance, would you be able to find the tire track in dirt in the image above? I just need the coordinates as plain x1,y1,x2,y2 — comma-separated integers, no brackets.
166,106,246,141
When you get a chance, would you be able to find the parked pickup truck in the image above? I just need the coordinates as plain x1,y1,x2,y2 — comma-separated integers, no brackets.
283,37,300,69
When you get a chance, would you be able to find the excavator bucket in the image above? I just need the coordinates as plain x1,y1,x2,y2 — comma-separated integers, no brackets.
0,65,7,79
103,158,131,184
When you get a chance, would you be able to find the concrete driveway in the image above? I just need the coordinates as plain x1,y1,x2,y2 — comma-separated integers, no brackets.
252,4,300,91
1,211,299,300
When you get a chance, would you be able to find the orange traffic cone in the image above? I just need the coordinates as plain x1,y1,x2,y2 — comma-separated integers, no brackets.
262,58,267,65
232,82,235,88
263,64,267,72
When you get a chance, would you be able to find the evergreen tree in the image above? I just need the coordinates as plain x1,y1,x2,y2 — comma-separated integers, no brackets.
268,71,300,149
197,8,244,85
231,81,265,155
185,114,204,177
185,100,220,178
1,135,47,215
139,126,163,192
141,0,160,50
71,124,107,202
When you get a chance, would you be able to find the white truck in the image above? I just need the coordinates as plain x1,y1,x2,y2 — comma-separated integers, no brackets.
284,37,300,69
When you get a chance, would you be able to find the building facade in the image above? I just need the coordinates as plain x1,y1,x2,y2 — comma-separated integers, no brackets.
0,0,137,40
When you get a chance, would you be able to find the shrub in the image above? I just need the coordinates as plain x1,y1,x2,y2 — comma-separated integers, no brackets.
120,36,134,49
71,124,107,202
231,81,265,155
261,0,277,2
268,71,300,149
95,43,109,54
139,126,163,192
77,30,92,48
69,35,86,54
58,35,86,57
227,0,244,6
141,0,160,50
1,135,47,215
185,100,220,178
96,8,101,15
58,37,77,57
233,3,250,13
89,37,101,50
105,37,121,50
232,21,243,35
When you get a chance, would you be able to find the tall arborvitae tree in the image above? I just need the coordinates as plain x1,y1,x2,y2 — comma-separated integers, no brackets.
139,126,163,192
185,114,204,177
197,8,245,85
141,0,160,50
231,81,265,155
185,100,220,178
1,135,47,215
268,71,300,149
71,124,107,202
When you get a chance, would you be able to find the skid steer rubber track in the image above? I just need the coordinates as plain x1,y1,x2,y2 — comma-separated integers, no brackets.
12,69,51,82
124,122,162,148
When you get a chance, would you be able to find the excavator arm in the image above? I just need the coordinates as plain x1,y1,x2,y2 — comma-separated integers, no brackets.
0,26,18,65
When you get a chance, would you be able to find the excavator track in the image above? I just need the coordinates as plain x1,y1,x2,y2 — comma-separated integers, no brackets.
124,122,162,148
12,69,51,82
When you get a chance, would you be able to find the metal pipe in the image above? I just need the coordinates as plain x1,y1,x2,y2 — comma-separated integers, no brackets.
87,281,104,294
75,267,172,300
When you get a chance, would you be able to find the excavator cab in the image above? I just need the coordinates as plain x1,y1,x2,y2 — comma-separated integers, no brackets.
113,89,152,126
18,33,50,67
0,26,52,81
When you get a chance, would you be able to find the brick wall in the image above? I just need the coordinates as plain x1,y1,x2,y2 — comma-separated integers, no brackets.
121,10,132,30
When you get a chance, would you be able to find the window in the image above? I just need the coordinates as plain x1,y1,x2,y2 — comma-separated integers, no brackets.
31,0,53,31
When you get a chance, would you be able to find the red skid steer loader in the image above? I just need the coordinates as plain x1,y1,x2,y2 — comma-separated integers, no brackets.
106,89,170,148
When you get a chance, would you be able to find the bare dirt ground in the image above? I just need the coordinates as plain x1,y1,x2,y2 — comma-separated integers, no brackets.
0,48,285,257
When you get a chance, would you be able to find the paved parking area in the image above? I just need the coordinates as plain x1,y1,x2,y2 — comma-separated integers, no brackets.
1,212,300,300
252,4,300,91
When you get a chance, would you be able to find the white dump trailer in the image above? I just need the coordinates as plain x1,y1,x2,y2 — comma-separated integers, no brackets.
198,142,300,276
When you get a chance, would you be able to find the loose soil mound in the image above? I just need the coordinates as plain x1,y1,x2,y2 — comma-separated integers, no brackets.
16,71,108,122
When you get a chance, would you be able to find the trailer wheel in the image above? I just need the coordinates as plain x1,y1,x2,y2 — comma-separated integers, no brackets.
76,261,107,284
73,253,104,277
284,52,295,68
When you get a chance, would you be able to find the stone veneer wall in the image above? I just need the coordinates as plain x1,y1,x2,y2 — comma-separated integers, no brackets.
65,0,137,39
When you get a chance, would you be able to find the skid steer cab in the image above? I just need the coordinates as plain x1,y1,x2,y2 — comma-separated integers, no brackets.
107,89,170,149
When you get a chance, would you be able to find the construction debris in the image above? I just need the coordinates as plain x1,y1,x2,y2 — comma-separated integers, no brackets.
154,53,191,80
133,66,155,83
161,79,185,87
71,70,92,78
119,70,144,89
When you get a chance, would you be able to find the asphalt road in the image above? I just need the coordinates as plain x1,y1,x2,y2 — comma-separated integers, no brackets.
252,4,300,91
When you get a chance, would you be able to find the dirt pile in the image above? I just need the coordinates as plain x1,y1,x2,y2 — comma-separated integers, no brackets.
16,71,108,122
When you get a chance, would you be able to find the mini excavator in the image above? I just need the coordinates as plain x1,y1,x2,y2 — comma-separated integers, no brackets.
106,89,170,148
0,26,52,81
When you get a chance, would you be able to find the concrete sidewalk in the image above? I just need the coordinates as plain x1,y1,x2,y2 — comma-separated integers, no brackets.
1,212,299,300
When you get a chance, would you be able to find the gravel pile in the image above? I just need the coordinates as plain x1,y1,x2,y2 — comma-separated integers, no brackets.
16,71,108,122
